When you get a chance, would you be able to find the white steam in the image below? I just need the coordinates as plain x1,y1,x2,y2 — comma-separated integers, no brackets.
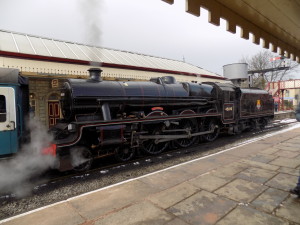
78,0,102,46
0,119,57,198
70,147,88,168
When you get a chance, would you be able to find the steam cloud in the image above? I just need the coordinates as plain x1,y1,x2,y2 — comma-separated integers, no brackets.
0,119,57,198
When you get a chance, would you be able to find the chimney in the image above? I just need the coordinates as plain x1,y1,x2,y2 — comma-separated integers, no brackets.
88,68,102,82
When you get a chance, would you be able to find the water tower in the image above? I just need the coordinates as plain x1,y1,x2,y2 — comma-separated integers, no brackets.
223,63,248,87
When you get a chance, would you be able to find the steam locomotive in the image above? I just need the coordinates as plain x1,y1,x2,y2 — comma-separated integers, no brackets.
0,68,274,171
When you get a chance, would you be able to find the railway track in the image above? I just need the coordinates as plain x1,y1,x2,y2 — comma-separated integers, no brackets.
32,119,299,189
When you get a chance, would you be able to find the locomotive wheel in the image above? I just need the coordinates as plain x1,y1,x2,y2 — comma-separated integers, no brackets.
141,126,169,155
114,145,135,162
202,119,220,142
141,111,169,155
71,146,93,172
174,119,198,148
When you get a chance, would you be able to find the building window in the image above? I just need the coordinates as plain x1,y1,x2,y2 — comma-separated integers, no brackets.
285,90,289,97
29,93,36,115
0,95,7,122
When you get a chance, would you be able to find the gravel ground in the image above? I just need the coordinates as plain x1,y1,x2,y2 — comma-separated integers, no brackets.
0,122,297,220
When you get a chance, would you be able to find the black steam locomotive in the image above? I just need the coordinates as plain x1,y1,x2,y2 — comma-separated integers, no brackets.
49,68,274,171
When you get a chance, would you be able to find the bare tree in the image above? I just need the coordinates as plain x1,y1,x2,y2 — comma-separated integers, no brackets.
240,50,299,88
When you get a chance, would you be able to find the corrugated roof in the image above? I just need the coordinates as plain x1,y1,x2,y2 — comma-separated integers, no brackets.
0,29,221,77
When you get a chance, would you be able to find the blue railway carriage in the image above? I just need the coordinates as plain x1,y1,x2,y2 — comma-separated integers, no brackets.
0,68,29,157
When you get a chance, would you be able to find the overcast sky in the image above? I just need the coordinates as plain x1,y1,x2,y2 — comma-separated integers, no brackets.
0,0,275,75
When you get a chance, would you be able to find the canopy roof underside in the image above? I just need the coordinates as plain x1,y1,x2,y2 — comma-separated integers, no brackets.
163,0,300,62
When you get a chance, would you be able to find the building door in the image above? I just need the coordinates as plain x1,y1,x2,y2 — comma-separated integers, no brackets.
0,87,18,155
48,101,60,128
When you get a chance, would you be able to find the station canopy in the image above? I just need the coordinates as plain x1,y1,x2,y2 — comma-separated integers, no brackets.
0,29,220,78
163,0,300,62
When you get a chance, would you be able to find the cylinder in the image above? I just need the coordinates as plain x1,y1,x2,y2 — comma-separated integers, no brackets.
223,63,248,80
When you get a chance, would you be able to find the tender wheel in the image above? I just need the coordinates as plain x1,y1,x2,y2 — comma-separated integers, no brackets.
233,123,244,134
259,119,267,130
70,146,93,172
141,125,169,155
174,119,198,148
202,119,220,142
114,145,135,162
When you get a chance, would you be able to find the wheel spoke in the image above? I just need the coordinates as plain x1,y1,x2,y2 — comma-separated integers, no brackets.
202,119,220,142
174,119,198,148
114,145,135,162
142,126,168,155
141,111,169,155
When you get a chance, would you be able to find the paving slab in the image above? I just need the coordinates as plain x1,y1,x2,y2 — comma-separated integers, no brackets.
249,153,278,163
214,178,268,203
209,162,249,179
216,205,289,225
269,157,300,168
278,167,300,176
265,173,299,191
259,135,294,145
139,167,194,191
164,218,190,225
94,201,174,225
235,167,278,184
251,188,289,213
276,196,300,224
274,145,300,152
188,173,232,192
240,159,279,171
261,147,281,155
225,143,270,158
69,180,159,220
147,182,199,209
277,141,300,148
1,202,84,225
167,190,236,225
176,160,219,177
285,139,300,145
178,153,241,177
274,150,300,158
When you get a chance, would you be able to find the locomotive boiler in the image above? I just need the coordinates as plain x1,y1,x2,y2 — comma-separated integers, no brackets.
49,68,274,171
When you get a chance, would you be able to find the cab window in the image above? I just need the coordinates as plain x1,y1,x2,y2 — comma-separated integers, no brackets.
0,95,6,122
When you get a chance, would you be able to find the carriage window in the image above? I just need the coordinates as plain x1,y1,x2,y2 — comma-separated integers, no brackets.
0,95,7,122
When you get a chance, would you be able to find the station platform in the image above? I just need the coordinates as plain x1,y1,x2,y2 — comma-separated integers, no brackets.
274,110,295,120
1,126,300,225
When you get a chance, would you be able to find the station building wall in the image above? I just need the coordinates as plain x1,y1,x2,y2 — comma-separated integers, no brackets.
1,56,225,127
